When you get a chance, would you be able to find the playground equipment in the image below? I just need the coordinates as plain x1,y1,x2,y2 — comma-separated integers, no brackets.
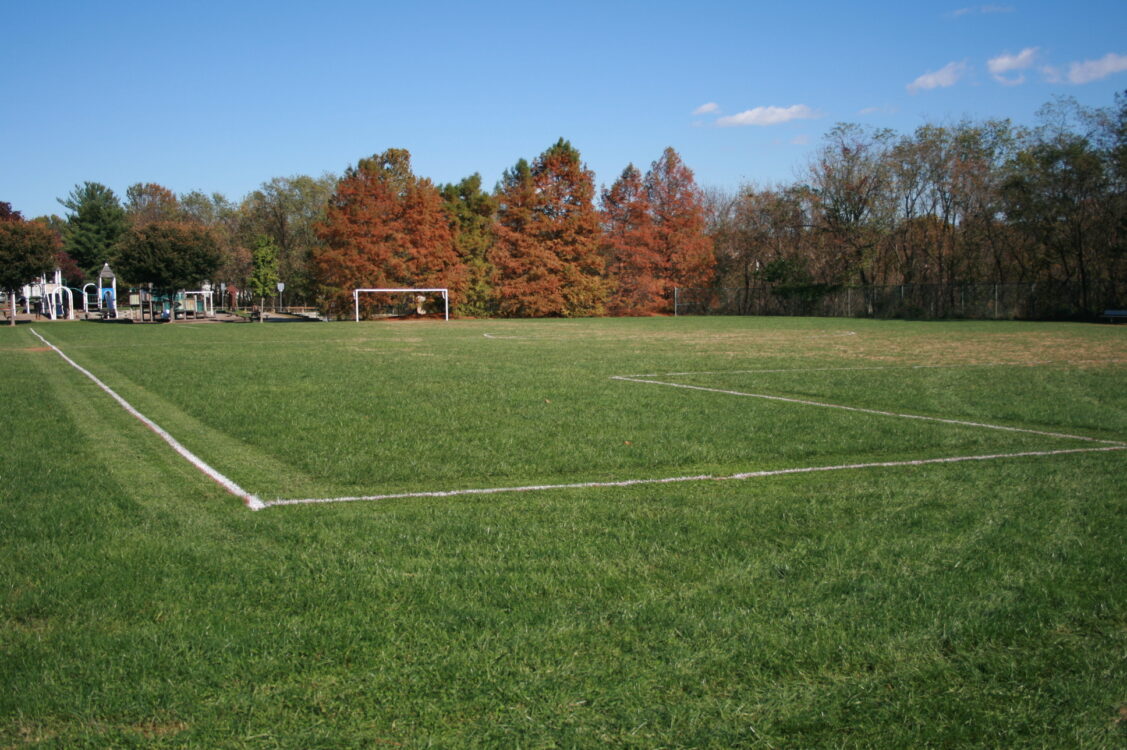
13,262,219,323
82,283,97,314
97,263,118,319
19,268,75,320
145,286,215,321
87,271,216,322
183,281,215,318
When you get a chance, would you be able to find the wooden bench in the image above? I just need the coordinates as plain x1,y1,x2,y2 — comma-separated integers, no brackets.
1101,309,1127,323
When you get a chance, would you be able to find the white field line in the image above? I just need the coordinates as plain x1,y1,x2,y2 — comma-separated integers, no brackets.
610,375,1126,446
260,446,1124,508
621,358,1127,379
623,362,1048,378
34,326,1125,511
482,329,858,341
29,329,265,510
266,366,1126,508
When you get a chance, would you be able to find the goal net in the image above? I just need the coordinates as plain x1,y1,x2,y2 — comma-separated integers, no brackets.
352,288,449,321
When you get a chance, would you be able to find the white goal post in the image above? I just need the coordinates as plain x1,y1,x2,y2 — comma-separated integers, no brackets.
353,288,449,322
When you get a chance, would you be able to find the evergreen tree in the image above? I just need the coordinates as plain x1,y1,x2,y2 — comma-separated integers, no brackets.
440,174,497,317
57,182,127,277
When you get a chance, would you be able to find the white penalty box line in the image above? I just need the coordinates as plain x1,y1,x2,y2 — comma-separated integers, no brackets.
32,328,1125,511
264,447,1125,508
272,367,1125,508
609,371,1127,446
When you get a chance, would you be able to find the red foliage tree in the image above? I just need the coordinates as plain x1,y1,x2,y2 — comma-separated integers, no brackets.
125,183,182,225
314,149,463,317
599,148,714,315
644,147,715,304
600,164,664,315
490,139,608,317
0,203,62,325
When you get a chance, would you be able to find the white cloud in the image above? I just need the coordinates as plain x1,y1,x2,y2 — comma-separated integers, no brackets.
693,102,720,115
988,47,1038,84
907,61,968,93
716,104,820,127
951,5,1014,18
790,134,811,146
858,105,897,116
1066,52,1127,84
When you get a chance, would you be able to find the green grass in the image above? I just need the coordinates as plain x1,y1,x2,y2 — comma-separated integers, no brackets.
2,316,1125,747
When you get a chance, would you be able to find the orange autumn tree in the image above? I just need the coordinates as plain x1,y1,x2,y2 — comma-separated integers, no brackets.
644,147,715,309
600,148,714,314
490,139,608,317
314,149,463,317
125,182,182,225
600,164,663,315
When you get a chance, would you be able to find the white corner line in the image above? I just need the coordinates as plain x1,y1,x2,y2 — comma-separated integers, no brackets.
30,328,265,510
258,446,1124,509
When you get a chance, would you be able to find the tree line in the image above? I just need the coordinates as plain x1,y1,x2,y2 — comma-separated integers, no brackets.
707,93,1126,318
4,91,1124,321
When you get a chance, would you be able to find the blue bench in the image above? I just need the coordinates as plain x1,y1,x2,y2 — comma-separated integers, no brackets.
1102,309,1127,323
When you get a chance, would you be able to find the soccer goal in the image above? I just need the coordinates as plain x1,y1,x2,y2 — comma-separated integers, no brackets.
352,288,449,322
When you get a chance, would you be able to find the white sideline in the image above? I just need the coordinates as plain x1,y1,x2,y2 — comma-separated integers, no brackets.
260,446,1124,508
29,329,265,510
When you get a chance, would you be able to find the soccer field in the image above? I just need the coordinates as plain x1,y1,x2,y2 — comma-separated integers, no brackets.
3,317,1126,747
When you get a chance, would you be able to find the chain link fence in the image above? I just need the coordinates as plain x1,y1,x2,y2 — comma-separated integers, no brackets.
674,282,1123,321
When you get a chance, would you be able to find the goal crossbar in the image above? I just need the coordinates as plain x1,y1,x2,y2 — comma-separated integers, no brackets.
353,288,449,321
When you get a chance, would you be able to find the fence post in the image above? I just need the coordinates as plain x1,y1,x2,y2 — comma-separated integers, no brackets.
674,287,679,317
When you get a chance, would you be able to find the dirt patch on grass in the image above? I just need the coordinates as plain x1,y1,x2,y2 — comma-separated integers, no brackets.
131,721,189,738
9,724,58,746
4,720,190,747
808,332,1127,368
476,324,1127,371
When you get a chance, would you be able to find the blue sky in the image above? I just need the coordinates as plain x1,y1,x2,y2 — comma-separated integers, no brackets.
3,0,1126,219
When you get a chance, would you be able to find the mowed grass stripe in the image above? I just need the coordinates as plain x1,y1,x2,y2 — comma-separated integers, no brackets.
3,318,1126,747
25,318,1127,504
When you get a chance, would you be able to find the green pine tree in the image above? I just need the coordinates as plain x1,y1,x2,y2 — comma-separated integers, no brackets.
58,182,127,277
